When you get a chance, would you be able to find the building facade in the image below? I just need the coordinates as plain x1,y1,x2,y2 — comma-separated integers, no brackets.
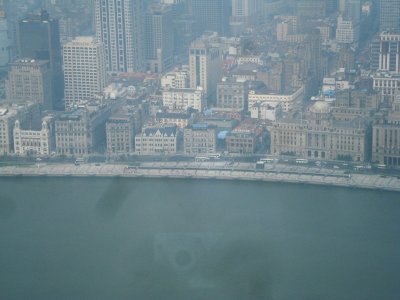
18,10,63,109
0,10,10,67
248,86,304,112
135,125,178,155
55,103,111,156
190,0,230,36
270,101,371,162
216,77,248,111
380,0,400,32
95,0,144,72
63,37,107,110
189,33,222,99
183,123,217,155
106,113,136,156
162,87,206,111
372,96,400,166
144,4,174,73
13,118,53,157
6,59,53,109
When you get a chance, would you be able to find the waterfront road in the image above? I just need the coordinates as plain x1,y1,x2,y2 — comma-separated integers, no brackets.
1,161,399,192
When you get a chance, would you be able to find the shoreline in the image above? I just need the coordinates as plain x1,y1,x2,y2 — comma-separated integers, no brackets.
1,162,400,193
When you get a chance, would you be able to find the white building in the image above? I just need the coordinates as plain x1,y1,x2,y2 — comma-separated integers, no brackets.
63,37,107,110
95,0,144,72
135,125,178,155
162,87,206,111
161,66,190,89
336,16,357,44
248,86,304,112
13,118,53,157
0,102,41,155
189,33,222,98
250,102,282,121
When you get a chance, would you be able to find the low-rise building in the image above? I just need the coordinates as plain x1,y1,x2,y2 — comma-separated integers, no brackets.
248,86,304,112
184,123,217,155
160,66,190,89
162,87,206,111
250,102,283,121
13,117,54,157
372,96,400,166
106,113,136,156
226,120,265,154
156,111,197,129
135,125,178,155
216,77,248,111
55,102,111,156
270,101,371,162
0,102,41,155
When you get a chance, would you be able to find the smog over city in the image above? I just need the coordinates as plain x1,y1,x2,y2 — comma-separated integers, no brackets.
0,0,399,299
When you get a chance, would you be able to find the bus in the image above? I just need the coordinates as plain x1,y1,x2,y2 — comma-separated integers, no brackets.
195,156,210,162
208,154,221,160
260,158,275,163
295,159,308,164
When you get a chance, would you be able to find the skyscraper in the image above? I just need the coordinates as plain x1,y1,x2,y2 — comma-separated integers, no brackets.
189,33,222,100
63,37,107,110
95,0,144,73
0,9,10,67
144,4,174,73
230,0,262,35
18,10,63,109
189,0,230,36
380,0,400,32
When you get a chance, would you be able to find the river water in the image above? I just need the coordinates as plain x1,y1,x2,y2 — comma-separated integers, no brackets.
0,177,399,300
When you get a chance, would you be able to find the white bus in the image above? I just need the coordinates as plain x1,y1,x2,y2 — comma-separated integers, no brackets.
208,154,221,159
295,159,308,164
260,158,275,163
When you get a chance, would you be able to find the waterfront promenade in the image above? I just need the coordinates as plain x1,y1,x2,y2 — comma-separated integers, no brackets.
1,161,400,192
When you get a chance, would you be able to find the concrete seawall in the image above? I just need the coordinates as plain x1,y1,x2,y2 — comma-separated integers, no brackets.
1,162,400,193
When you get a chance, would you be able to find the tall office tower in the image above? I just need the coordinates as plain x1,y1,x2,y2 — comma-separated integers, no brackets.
189,0,230,36
6,59,53,109
189,33,222,101
372,32,400,73
95,0,144,73
18,10,63,109
0,9,10,67
144,4,174,73
230,0,262,35
296,0,326,33
63,37,107,110
380,0,400,32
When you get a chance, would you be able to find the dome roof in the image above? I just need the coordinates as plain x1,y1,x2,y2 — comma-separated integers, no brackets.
309,101,330,114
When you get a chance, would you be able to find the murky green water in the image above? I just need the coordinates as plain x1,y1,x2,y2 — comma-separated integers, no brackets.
0,177,399,300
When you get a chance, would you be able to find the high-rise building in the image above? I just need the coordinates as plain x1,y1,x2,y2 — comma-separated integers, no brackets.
144,4,174,73
18,10,63,109
95,0,144,73
371,32,400,73
63,37,107,110
6,59,53,110
230,0,262,35
380,0,400,32
0,9,10,67
189,0,230,36
189,33,222,100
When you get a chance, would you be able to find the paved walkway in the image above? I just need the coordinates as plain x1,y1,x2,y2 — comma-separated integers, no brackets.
1,162,399,192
